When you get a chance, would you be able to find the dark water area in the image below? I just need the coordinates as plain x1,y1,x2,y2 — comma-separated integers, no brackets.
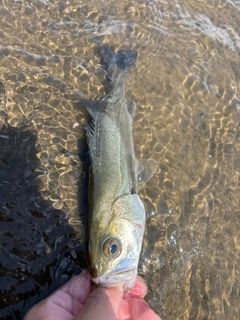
0,0,240,319
0,123,88,318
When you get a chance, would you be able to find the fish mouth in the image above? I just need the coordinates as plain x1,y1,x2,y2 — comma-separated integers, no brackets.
92,269,137,290
103,267,136,278
91,266,138,288
90,257,138,277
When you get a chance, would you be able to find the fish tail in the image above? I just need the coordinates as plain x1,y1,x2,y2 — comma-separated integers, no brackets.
99,46,138,70
98,46,138,91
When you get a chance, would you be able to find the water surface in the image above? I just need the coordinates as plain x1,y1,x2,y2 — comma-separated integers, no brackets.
0,0,240,319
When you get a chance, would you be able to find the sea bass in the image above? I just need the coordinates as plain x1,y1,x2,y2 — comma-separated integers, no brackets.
81,47,156,289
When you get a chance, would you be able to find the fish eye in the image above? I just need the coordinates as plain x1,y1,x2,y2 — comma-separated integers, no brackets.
102,236,122,259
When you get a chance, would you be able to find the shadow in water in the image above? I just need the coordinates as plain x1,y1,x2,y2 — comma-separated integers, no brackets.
0,122,88,319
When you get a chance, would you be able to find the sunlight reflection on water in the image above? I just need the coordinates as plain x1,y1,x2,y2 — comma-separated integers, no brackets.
0,0,240,319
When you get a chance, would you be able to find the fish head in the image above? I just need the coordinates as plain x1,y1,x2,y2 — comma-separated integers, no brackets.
89,193,145,289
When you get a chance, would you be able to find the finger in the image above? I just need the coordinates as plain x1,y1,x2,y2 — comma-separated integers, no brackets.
129,297,161,320
74,286,124,320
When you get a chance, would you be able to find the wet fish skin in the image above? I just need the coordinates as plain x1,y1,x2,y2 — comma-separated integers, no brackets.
81,48,156,289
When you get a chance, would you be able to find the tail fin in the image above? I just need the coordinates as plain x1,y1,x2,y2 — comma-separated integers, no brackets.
99,46,138,70
97,46,138,94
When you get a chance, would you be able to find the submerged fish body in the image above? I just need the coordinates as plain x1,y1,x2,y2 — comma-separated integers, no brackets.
81,48,156,289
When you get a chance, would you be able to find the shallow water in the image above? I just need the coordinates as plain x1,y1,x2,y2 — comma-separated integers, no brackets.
0,0,240,319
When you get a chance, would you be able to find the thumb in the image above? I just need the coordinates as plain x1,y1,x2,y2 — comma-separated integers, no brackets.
74,286,124,320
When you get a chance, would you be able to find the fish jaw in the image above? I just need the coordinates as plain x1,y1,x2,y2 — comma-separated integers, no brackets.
92,270,137,290
91,257,139,289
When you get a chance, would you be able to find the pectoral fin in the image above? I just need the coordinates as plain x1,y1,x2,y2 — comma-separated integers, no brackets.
136,158,158,191
126,101,136,118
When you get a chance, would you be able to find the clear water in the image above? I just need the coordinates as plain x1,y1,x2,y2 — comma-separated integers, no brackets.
0,0,240,319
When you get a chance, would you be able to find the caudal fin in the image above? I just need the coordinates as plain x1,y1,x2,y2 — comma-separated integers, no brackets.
97,46,138,93
98,46,138,70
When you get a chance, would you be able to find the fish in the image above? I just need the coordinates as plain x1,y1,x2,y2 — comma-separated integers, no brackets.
80,47,157,289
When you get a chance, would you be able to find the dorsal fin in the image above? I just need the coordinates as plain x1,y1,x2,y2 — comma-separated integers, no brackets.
79,98,99,119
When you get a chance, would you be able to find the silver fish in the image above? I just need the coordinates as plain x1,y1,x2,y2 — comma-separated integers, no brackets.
81,48,157,289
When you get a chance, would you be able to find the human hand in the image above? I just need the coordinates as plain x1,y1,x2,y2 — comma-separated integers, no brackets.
24,270,160,320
